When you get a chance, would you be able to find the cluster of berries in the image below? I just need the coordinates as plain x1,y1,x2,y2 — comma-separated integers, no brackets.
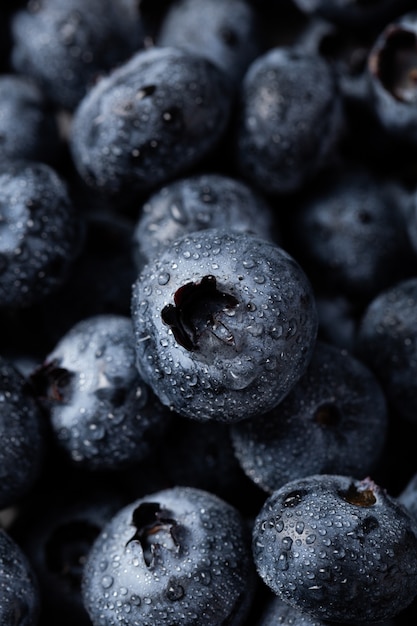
1,1,417,625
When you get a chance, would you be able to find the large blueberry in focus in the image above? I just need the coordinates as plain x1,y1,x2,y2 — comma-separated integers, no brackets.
252,474,417,623
70,46,233,198
82,486,255,626
131,228,318,423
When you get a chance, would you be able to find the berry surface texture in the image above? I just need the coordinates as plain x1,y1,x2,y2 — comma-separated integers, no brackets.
2,1,417,625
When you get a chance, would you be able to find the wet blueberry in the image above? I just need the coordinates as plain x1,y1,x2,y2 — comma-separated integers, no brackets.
30,314,171,471
11,0,144,111
70,46,233,199
131,228,318,423
132,172,277,267
252,474,417,623
235,46,343,196
287,167,414,303
82,486,255,626
230,340,388,493
355,277,417,424
0,160,82,310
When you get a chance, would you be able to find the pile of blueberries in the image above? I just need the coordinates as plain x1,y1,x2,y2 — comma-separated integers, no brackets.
3,0,417,624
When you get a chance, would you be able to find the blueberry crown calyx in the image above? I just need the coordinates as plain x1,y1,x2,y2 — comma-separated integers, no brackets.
161,274,239,351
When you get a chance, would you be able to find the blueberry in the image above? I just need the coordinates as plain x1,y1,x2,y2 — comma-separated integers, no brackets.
252,474,417,622
355,277,417,424
132,172,278,267
131,228,318,423
82,486,255,626
29,314,171,471
11,0,144,111
0,528,40,626
0,356,45,509
156,0,263,84
287,167,414,303
0,160,82,310
235,46,343,196
70,46,233,198
230,340,388,493
366,11,417,146
0,74,61,164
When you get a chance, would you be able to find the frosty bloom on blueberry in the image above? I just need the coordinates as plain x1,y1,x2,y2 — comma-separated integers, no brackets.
131,228,318,423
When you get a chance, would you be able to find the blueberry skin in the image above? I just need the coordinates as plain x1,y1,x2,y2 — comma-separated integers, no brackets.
256,593,395,626
288,169,414,302
82,486,255,626
132,172,277,267
235,46,343,196
252,474,417,623
0,160,81,310
0,356,45,509
11,0,143,111
30,314,171,471
0,74,60,164
230,341,388,493
156,0,263,84
355,277,417,424
367,12,417,146
0,528,40,626
70,46,233,198
131,228,318,423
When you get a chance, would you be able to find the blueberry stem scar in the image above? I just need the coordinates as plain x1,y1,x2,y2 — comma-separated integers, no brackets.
161,274,238,351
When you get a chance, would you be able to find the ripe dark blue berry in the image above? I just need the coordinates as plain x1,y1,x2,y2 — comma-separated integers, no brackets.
355,277,417,423
252,474,417,623
30,314,171,471
132,172,277,267
70,46,233,198
132,228,318,423
288,167,414,302
156,0,263,84
235,46,343,195
0,160,81,309
82,486,255,626
230,340,388,493
11,0,144,111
